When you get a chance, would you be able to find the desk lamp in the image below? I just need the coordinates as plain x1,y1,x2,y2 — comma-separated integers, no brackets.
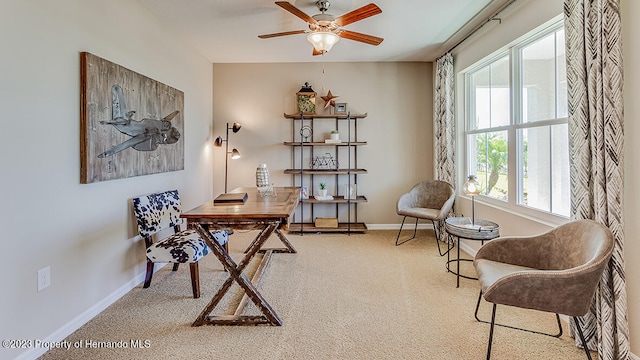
214,122,242,193
463,175,481,226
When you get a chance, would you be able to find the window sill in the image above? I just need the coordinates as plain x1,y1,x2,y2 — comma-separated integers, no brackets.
458,194,570,229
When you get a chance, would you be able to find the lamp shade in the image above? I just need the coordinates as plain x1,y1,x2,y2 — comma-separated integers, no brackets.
231,122,242,133
214,136,223,147
307,31,340,53
230,148,241,159
463,175,481,196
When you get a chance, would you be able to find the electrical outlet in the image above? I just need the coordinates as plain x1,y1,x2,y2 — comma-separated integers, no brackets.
37,266,50,292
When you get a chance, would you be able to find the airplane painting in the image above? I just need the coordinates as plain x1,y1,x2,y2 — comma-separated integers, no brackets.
98,85,181,158
80,52,184,183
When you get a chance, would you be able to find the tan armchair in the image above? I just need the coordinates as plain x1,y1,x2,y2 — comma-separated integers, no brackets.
395,180,455,254
473,219,614,359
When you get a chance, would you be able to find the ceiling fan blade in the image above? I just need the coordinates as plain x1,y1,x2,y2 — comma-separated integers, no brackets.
275,1,317,24
334,3,382,27
338,30,383,46
258,30,307,39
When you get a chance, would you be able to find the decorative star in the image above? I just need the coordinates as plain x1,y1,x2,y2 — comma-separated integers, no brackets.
321,90,339,109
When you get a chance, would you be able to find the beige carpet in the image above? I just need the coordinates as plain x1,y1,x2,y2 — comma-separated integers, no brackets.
39,230,590,360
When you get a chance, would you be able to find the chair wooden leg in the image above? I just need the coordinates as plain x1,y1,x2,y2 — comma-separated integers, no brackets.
172,263,180,271
189,262,200,299
573,317,593,360
143,261,154,288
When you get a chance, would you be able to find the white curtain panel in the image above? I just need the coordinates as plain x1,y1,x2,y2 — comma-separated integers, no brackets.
564,0,630,358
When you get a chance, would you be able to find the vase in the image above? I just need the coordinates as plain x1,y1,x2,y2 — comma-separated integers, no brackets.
256,164,270,187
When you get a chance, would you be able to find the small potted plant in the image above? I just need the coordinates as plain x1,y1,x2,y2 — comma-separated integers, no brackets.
318,182,328,197
330,130,340,141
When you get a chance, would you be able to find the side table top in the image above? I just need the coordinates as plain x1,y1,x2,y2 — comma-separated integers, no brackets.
445,217,500,240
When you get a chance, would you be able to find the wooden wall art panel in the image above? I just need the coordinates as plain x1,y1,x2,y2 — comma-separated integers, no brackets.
80,52,184,183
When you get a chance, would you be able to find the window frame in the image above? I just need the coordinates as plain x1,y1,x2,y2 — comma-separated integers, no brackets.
462,19,569,223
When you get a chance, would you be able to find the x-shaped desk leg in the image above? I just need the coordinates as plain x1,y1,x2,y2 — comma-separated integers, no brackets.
192,223,282,326
244,228,297,254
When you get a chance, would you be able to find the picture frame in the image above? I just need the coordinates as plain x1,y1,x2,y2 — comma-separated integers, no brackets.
300,186,309,200
335,102,348,114
80,52,184,183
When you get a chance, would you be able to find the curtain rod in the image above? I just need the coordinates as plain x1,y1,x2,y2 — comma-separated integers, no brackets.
444,0,518,55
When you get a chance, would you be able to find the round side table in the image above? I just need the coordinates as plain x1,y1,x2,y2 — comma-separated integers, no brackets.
445,217,500,288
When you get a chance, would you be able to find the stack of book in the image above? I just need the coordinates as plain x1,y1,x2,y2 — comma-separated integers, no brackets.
214,192,248,204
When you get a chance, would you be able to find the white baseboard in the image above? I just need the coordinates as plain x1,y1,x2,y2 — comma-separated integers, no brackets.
366,223,434,230
12,265,163,360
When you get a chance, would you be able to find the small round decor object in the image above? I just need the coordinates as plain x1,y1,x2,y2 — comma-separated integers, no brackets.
256,163,270,187
300,125,312,142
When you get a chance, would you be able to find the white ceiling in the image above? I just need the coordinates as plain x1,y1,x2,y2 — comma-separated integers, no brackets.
136,0,503,63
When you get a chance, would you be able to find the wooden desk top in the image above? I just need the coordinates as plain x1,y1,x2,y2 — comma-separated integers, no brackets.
181,187,300,221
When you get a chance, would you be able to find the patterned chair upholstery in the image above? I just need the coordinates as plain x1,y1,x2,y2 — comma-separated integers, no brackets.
395,180,455,255
132,190,228,298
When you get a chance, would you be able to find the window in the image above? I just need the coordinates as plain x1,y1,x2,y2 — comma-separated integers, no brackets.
465,21,569,217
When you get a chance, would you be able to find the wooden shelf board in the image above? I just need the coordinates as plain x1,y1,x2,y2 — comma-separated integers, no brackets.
284,113,367,119
283,141,367,146
300,195,367,204
284,169,367,175
287,222,368,233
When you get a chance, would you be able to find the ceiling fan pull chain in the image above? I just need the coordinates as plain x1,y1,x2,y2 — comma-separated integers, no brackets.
322,53,326,92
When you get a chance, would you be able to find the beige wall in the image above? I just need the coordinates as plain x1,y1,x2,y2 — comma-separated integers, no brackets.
212,62,433,225
0,1,214,359
453,0,640,356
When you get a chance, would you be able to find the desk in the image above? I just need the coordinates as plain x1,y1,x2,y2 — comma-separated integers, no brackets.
181,187,299,326
445,217,499,288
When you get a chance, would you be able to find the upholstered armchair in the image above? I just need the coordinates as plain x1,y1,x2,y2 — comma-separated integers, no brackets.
132,190,229,299
473,219,614,359
395,180,455,254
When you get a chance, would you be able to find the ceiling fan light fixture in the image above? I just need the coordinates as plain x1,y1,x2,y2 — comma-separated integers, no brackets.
307,31,339,53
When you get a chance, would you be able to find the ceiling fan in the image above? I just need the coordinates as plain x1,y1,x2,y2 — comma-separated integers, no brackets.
258,1,383,55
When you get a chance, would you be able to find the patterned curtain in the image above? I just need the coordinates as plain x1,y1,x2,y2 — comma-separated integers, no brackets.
434,52,456,241
564,0,630,358
434,52,456,185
